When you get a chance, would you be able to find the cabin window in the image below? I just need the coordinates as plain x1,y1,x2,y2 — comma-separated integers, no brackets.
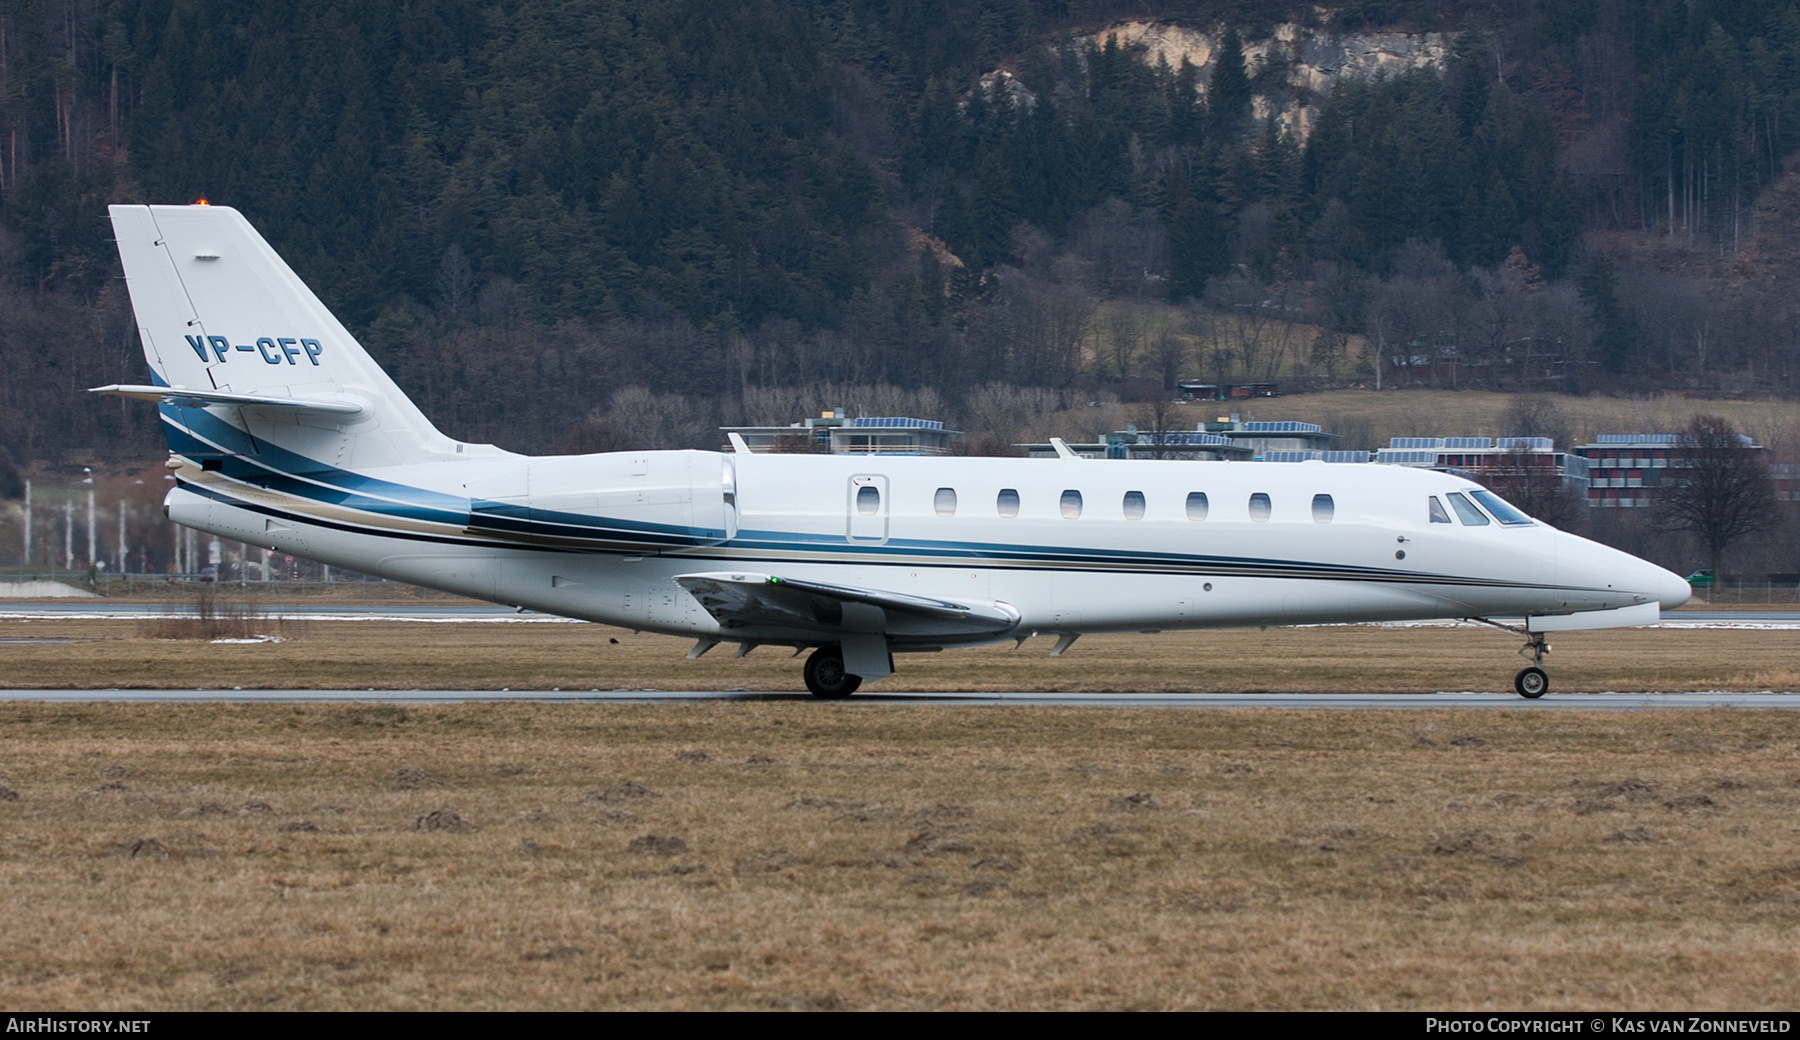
1470,489,1534,526
997,488,1020,518
1445,491,1490,526
934,487,957,517
1061,490,1083,519
1249,492,1272,522
1122,490,1146,520
856,485,881,516
1312,494,1334,523
1185,492,1209,520
1429,497,1452,524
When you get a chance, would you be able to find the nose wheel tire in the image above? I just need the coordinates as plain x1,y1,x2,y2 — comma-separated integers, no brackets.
1514,666,1548,699
804,646,862,700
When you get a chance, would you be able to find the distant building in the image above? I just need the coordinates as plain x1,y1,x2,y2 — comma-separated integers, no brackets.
1214,419,1339,456
1178,381,1281,401
1020,429,1252,461
1774,464,1800,503
1574,433,1771,508
1258,450,1378,463
1020,416,1333,460
721,410,961,455
1372,436,1590,490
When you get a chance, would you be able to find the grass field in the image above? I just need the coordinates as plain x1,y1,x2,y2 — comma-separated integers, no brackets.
0,701,1796,1010
3,617,1797,1010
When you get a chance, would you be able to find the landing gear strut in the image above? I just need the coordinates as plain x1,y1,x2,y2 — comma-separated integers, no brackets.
803,645,862,700
1514,632,1550,699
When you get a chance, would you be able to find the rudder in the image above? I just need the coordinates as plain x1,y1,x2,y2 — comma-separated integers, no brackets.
109,203,452,467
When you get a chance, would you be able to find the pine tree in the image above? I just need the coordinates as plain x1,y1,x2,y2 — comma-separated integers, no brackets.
1208,29,1253,144
1578,255,1638,372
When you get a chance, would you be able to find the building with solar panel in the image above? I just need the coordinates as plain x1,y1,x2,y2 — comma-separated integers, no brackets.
1021,417,1339,460
720,410,961,455
1213,420,1341,457
1019,429,1255,461
1371,436,1590,489
1574,433,1770,508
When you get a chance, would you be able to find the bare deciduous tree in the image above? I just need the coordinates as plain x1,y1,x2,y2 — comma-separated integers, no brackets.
558,386,711,454
1152,326,1186,394
1107,306,1146,381
1657,415,1777,585
1131,397,1182,460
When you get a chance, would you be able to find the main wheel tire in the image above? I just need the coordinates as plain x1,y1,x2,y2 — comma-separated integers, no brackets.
1514,666,1548,699
804,646,862,699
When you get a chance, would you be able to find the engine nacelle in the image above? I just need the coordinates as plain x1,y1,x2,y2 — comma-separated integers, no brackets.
467,449,737,551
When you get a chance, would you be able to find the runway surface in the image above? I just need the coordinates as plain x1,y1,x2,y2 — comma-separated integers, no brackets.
5,603,1794,707
2,689,1797,708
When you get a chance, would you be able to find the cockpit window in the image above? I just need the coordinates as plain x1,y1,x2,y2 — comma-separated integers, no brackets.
1445,491,1490,526
1470,489,1534,526
1428,497,1452,524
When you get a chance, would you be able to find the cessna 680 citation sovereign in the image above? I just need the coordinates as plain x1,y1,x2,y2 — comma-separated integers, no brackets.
93,203,1691,698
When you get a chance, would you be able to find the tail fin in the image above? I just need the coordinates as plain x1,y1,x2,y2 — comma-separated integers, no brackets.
103,203,459,468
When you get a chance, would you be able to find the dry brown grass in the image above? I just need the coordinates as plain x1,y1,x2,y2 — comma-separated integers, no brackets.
0,616,1795,694
133,592,310,643
1282,389,1800,455
0,703,1795,1010
1039,389,1796,456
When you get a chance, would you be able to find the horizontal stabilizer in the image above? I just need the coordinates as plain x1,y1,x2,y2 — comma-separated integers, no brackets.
89,384,365,417
1526,601,1660,632
674,572,1020,642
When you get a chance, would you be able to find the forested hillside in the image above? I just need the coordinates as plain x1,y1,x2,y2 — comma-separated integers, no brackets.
4,0,1800,478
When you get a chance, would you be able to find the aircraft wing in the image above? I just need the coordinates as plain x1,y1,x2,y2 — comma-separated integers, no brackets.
674,572,1020,642
90,384,366,417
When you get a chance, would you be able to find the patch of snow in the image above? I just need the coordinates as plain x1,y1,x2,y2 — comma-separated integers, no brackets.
0,581,98,599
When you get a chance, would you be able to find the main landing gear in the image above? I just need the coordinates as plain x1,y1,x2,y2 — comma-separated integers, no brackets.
803,645,862,700
1468,619,1551,699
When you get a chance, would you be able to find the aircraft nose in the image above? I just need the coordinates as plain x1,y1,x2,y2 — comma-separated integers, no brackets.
1650,562,1692,611
1556,531,1690,611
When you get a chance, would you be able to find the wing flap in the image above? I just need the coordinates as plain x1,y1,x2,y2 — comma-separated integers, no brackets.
90,384,365,417
674,572,1019,641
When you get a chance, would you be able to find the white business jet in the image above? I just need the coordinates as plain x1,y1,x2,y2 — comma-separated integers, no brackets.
92,204,1691,698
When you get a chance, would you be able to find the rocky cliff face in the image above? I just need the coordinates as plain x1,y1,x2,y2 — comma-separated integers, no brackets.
1072,21,1451,141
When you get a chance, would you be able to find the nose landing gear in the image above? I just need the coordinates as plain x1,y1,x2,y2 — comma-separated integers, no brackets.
1467,618,1552,699
1513,632,1550,699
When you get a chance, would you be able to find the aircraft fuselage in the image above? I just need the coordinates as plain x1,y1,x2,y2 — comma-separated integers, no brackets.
166,447,1689,649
